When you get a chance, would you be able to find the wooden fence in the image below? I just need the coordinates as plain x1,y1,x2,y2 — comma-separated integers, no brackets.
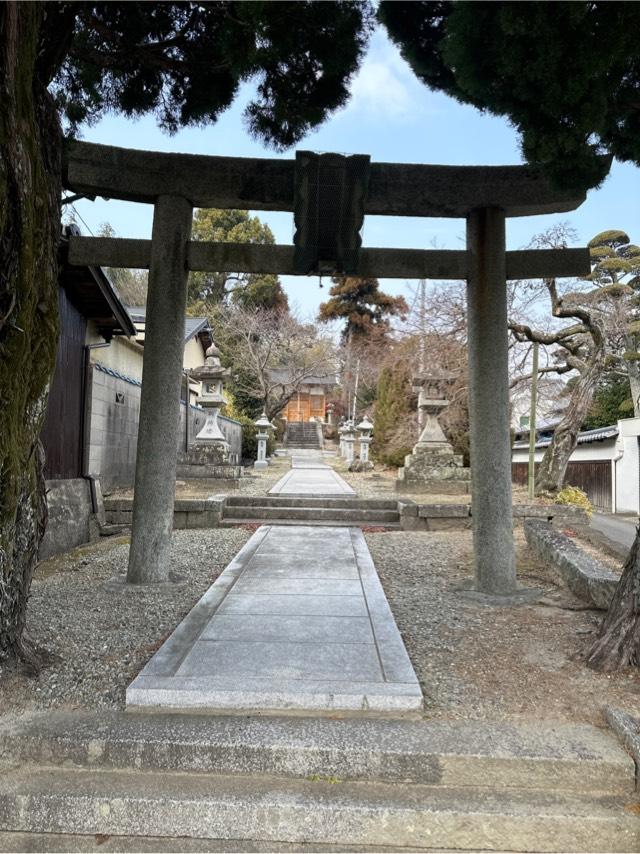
512,460,612,512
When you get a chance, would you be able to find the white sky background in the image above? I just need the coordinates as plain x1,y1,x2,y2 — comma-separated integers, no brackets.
69,28,640,322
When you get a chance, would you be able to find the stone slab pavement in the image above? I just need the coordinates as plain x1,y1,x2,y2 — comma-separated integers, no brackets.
127,525,422,713
269,454,356,495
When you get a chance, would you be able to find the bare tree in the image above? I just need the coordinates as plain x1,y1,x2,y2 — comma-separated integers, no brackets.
213,305,336,420
508,225,617,495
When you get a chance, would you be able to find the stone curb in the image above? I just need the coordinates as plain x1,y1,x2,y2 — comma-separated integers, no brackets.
524,520,619,609
604,706,640,788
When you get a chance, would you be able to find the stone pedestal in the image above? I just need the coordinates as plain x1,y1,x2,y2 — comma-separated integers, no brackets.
396,444,470,493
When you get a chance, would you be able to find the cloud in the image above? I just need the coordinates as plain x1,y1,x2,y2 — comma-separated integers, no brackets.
344,29,446,124
349,58,413,119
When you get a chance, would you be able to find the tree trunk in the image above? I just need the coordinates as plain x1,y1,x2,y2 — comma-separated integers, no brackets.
0,4,63,667
586,528,640,671
535,351,604,496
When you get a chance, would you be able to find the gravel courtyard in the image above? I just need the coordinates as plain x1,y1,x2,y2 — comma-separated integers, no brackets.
0,525,636,725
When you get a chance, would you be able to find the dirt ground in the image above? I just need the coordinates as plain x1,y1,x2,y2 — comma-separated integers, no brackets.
368,529,637,727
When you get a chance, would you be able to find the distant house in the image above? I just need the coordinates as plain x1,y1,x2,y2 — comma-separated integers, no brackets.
126,306,212,405
512,416,640,514
268,370,337,423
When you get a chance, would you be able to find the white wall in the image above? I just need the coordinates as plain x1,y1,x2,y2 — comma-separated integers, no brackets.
86,322,144,380
616,418,640,513
512,417,640,514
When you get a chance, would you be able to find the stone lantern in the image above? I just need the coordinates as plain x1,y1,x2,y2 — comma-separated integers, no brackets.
396,372,470,494
189,342,230,459
415,374,452,448
254,412,271,471
357,415,374,467
343,419,356,464
176,340,243,480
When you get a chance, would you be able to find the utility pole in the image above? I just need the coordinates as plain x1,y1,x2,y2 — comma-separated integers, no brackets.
352,358,360,422
418,279,426,430
527,341,539,500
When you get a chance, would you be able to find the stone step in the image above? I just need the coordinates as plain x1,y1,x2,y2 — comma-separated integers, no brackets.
0,767,636,852
0,712,633,796
225,496,398,510
222,507,399,523
285,443,321,449
221,519,401,529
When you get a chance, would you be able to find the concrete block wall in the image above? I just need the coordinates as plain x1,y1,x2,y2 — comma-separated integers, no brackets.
86,366,141,490
86,364,243,489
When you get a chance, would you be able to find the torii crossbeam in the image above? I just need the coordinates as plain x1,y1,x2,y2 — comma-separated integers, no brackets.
63,140,591,602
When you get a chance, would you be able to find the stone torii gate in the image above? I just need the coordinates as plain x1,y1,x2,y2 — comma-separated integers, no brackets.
63,140,590,602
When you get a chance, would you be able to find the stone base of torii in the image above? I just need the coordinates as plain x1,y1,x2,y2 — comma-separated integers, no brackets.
62,140,592,603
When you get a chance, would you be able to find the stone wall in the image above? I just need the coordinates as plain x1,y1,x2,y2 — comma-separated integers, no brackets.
105,496,225,530
398,501,589,532
40,479,94,560
87,364,242,490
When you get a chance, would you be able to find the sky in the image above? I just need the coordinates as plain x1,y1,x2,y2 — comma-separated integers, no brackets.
70,27,640,320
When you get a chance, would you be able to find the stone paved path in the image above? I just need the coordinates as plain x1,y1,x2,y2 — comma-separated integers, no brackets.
127,525,422,713
269,453,355,496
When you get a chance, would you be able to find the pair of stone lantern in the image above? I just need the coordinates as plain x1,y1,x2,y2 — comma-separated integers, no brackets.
253,412,272,471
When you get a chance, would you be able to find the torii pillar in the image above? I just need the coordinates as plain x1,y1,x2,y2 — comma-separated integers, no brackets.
127,195,192,584
464,208,522,600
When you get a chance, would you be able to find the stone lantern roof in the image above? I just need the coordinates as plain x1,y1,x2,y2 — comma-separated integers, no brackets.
189,342,229,384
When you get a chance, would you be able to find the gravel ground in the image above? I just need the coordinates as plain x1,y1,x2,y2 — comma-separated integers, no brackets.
2,522,637,726
366,529,639,726
0,529,250,715
327,453,557,506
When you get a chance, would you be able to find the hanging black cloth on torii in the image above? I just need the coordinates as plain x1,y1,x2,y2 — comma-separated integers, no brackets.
293,150,370,276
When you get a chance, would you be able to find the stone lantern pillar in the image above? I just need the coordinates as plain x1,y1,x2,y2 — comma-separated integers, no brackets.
254,412,271,471
343,420,356,464
357,416,374,468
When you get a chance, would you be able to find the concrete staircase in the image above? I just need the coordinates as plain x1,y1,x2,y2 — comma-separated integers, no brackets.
285,420,322,449
221,495,400,528
0,711,637,851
